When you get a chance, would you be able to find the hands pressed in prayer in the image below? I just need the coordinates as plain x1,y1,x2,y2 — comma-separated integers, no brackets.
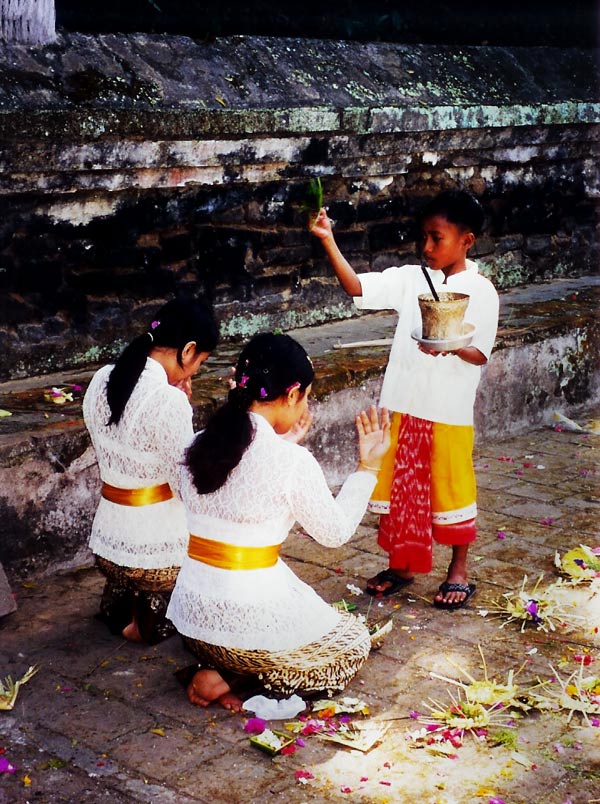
281,409,314,444
173,376,193,399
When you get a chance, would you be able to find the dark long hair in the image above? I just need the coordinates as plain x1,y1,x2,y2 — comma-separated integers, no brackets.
106,298,219,425
186,332,314,494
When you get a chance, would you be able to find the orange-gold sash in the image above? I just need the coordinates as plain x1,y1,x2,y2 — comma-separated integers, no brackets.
101,481,173,506
188,534,280,570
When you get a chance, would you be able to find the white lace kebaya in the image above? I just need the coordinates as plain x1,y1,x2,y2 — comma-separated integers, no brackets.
83,357,193,569
167,412,377,652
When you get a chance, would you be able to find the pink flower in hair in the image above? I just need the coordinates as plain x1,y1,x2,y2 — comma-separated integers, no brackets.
151,320,160,329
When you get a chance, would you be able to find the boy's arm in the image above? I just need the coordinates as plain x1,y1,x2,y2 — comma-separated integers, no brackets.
419,344,487,364
455,346,487,365
310,208,363,297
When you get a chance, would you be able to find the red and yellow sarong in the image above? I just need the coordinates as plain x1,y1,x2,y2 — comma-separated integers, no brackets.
369,413,477,574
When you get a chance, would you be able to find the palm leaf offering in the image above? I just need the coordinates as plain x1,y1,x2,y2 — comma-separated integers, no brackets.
482,574,586,633
555,544,600,582
428,645,551,714
542,663,600,726
0,665,39,710
408,648,554,753
301,177,323,214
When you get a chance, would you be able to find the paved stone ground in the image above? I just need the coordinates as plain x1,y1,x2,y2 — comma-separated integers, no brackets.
1,408,599,804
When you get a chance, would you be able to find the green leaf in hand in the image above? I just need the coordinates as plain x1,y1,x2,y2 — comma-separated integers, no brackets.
301,178,323,214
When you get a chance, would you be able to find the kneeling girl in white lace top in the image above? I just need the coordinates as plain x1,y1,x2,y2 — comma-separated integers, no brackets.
83,299,219,644
167,332,390,711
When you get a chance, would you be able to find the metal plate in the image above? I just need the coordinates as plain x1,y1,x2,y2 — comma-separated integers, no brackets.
411,322,476,352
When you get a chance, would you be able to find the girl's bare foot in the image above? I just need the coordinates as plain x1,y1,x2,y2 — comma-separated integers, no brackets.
122,620,143,642
187,669,244,712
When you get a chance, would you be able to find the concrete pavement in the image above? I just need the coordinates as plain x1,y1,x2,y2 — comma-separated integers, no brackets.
0,405,599,804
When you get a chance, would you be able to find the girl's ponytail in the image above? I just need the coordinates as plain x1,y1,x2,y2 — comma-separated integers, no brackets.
106,333,153,425
186,387,255,494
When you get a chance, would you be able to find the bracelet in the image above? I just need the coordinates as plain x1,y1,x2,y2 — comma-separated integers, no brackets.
358,462,380,472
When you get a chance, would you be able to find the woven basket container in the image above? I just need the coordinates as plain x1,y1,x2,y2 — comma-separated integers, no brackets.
418,292,470,339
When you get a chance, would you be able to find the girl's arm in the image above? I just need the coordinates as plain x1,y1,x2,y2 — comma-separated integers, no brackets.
310,208,363,297
288,407,390,547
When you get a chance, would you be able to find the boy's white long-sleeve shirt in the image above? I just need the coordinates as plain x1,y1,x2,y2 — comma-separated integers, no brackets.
354,260,499,426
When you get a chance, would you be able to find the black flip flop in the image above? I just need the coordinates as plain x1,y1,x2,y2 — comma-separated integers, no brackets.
433,582,476,610
366,569,415,597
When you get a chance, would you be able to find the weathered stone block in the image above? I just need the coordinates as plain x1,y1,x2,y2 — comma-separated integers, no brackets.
0,34,597,381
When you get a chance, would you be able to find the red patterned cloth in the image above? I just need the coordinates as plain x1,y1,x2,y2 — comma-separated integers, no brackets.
378,414,435,573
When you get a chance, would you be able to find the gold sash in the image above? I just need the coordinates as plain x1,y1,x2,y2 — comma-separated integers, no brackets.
101,481,173,506
188,533,280,571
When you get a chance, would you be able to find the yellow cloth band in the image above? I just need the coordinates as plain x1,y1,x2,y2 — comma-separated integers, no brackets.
101,481,173,506
370,413,476,514
188,534,280,571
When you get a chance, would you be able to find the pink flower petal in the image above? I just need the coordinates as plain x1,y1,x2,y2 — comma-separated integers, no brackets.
0,757,16,774
243,717,266,734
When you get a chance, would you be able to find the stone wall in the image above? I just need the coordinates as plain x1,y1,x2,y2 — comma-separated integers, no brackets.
0,34,598,382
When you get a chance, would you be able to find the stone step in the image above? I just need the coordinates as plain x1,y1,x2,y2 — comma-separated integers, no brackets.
1,275,598,575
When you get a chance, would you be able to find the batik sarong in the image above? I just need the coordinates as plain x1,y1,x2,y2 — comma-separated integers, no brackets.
369,413,477,573
183,610,371,697
95,556,179,644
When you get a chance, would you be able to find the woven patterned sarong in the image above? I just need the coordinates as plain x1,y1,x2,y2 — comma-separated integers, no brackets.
95,556,179,644
183,611,371,696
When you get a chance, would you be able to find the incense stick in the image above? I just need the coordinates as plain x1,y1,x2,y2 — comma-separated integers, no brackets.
420,260,440,302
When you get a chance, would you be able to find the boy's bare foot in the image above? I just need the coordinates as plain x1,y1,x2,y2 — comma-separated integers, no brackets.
433,579,476,609
433,576,469,606
187,669,244,712
433,545,474,608
122,620,143,642
366,568,414,596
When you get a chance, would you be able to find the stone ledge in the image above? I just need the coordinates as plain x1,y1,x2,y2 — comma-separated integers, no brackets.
0,35,597,141
1,276,598,573
1,276,598,462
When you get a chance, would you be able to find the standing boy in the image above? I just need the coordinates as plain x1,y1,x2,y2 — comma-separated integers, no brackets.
311,189,499,609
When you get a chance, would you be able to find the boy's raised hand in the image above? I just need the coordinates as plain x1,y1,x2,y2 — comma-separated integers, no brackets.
355,405,391,472
310,208,333,240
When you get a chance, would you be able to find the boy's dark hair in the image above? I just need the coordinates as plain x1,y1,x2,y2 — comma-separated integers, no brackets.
186,332,314,495
420,189,485,236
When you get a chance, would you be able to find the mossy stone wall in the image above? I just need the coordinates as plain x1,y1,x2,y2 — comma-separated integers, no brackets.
0,34,598,381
